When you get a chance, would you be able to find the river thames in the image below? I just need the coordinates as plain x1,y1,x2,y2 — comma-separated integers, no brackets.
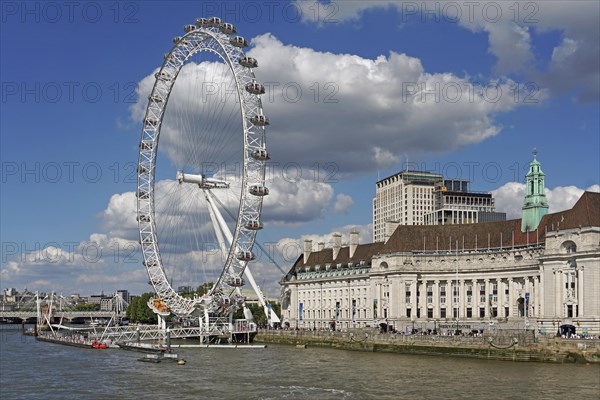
1,326,598,399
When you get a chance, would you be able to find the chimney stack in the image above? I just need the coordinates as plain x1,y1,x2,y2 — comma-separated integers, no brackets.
318,242,325,251
332,233,342,259
384,220,400,243
349,230,359,258
303,239,313,263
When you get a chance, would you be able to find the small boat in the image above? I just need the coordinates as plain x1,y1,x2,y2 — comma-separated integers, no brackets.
91,340,108,349
24,328,37,336
117,342,167,353
138,354,162,363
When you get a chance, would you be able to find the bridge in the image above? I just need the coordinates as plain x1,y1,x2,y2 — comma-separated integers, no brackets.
0,310,118,322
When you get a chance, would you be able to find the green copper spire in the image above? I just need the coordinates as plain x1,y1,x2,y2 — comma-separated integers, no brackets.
521,147,549,232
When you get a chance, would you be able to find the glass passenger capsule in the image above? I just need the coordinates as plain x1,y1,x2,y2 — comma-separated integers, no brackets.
239,57,258,68
184,24,196,33
245,220,264,230
219,23,236,34
245,82,265,95
250,115,269,126
251,148,270,161
207,17,222,27
249,185,269,196
230,36,248,48
236,251,256,261
195,18,209,28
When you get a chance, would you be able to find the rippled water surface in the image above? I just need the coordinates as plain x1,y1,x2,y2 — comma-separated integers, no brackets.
1,326,599,399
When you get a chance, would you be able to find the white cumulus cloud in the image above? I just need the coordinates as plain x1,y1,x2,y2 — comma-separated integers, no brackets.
492,182,600,219
130,33,534,178
333,193,354,213
295,1,599,102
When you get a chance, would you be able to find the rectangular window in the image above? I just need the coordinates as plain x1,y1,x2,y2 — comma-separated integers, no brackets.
453,308,459,318
440,308,446,318
479,308,485,318
427,308,433,318
466,308,472,318
453,284,459,304
492,307,498,317
440,285,446,304
505,306,509,317
406,308,411,318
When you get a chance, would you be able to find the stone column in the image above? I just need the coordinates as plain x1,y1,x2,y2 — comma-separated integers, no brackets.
554,270,562,318
534,276,540,317
539,272,544,316
411,281,418,317
484,278,490,318
523,277,530,317
399,279,405,318
433,280,440,319
390,277,398,321
377,283,382,320
577,267,584,317
459,279,465,319
419,280,426,319
508,278,514,317
497,279,504,317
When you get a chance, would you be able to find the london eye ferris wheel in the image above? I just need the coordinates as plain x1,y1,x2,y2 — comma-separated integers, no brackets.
136,17,271,321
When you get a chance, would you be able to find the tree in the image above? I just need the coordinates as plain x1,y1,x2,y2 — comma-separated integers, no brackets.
233,301,281,326
75,303,99,311
126,292,158,324
196,282,214,296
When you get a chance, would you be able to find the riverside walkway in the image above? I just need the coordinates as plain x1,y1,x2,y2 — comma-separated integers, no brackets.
255,329,600,363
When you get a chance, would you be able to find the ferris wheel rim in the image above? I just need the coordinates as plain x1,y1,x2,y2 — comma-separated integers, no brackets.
136,22,268,317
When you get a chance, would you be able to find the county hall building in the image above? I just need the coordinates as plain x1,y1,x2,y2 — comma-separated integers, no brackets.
280,154,600,336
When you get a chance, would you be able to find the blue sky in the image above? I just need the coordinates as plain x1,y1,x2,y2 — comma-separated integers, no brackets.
1,1,598,296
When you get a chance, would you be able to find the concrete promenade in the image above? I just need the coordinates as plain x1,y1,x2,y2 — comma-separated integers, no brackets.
255,329,600,364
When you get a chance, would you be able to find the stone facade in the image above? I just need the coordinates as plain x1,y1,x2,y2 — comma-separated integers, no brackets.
281,192,600,335
538,225,600,335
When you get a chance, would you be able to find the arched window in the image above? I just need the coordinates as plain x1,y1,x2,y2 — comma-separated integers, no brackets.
561,241,577,254
530,180,534,194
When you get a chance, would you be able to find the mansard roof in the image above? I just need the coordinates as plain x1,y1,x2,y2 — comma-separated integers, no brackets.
287,242,384,275
381,191,600,254
282,191,599,281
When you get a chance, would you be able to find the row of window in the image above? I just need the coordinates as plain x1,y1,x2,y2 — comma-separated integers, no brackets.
297,304,535,321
